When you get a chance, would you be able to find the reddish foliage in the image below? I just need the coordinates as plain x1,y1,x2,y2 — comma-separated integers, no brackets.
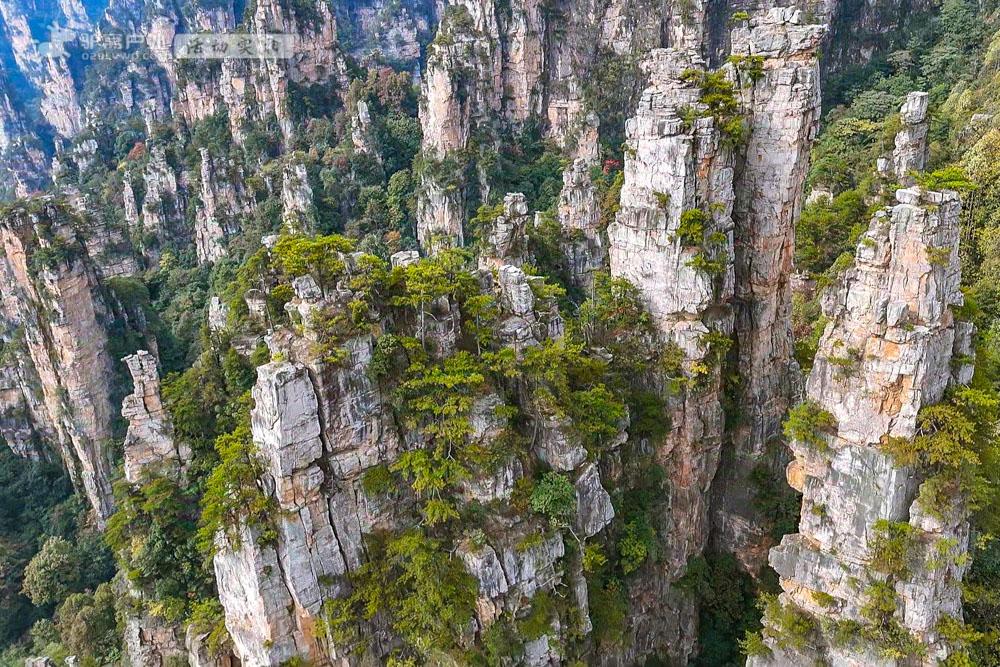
127,141,146,161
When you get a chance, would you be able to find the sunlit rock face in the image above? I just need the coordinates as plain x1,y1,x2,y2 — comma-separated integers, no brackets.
0,200,116,523
751,177,971,664
712,7,825,573
606,46,736,664
121,349,191,484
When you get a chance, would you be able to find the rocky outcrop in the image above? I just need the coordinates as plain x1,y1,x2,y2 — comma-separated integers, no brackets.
0,324,57,460
480,193,532,271
878,91,930,184
123,612,189,667
195,149,252,264
751,182,969,664
0,200,115,523
220,0,348,145
0,0,83,138
558,156,604,290
141,146,184,252
214,361,347,666
713,8,825,571
337,0,435,65
281,162,314,233
607,47,736,663
121,350,190,484
0,69,50,197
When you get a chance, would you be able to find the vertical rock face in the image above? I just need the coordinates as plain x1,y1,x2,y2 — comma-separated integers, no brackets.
142,145,184,251
0,0,84,138
196,148,254,264
713,8,825,571
878,91,930,184
118,348,200,667
480,192,532,271
752,182,969,665
0,69,50,197
0,324,58,459
607,47,736,663
281,162,315,233
415,1,499,250
214,362,346,666
121,350,191,484
608,48,735,333
0,200,115,522
337,0,436,65
559,156,605,290
123,613,190,667
221,0,348,145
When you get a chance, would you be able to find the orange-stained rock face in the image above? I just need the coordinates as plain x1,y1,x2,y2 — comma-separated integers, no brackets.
0,202,115,522
752,95,972,664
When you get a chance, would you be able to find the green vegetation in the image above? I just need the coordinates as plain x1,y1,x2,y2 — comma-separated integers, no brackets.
883,386,1000,520
529,472,576,524
318,529,477,657
4,0,1000,663
679,69,746,145
197,417,277,554
783,400,837,450
757,593,817,652
675,554,763,665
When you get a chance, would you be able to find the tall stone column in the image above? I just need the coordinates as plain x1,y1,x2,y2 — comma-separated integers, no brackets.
712,8,826,571
750,180,971,665
607,47,736,662
0,201,116,523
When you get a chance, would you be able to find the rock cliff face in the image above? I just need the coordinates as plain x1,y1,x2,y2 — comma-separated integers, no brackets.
214,361,347,665
414,0,693,253
606,46,736,662
0,324,58,459
141,145,185,257
121,350,191,484
281,162,315,232
336,0,436,65
712,8,825,571
201,234,630,665
196,148,254,263
0,200,116,522
558,153,605,291
0,1,988,666
750,150,971,662
879,91,930,184
0,0,84,138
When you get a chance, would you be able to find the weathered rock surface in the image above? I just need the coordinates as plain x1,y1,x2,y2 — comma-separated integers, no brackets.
0,200,115,522
480,192,532,271
713,7,825,572
558,155,604,291
879,91,930,184
574,462,615,537
196,148,253,264
215,361,347,666
281,162,314,232
753,183,970,664
606,46,736,664
121,350,190,484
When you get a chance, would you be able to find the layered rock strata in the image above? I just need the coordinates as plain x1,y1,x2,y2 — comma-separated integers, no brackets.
558,156,605,291
121,350,191,484
750,181,971,664
607,47,736,663
712,8,826,571
0,200,116,522
206,239,624,664
878,91,930,184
